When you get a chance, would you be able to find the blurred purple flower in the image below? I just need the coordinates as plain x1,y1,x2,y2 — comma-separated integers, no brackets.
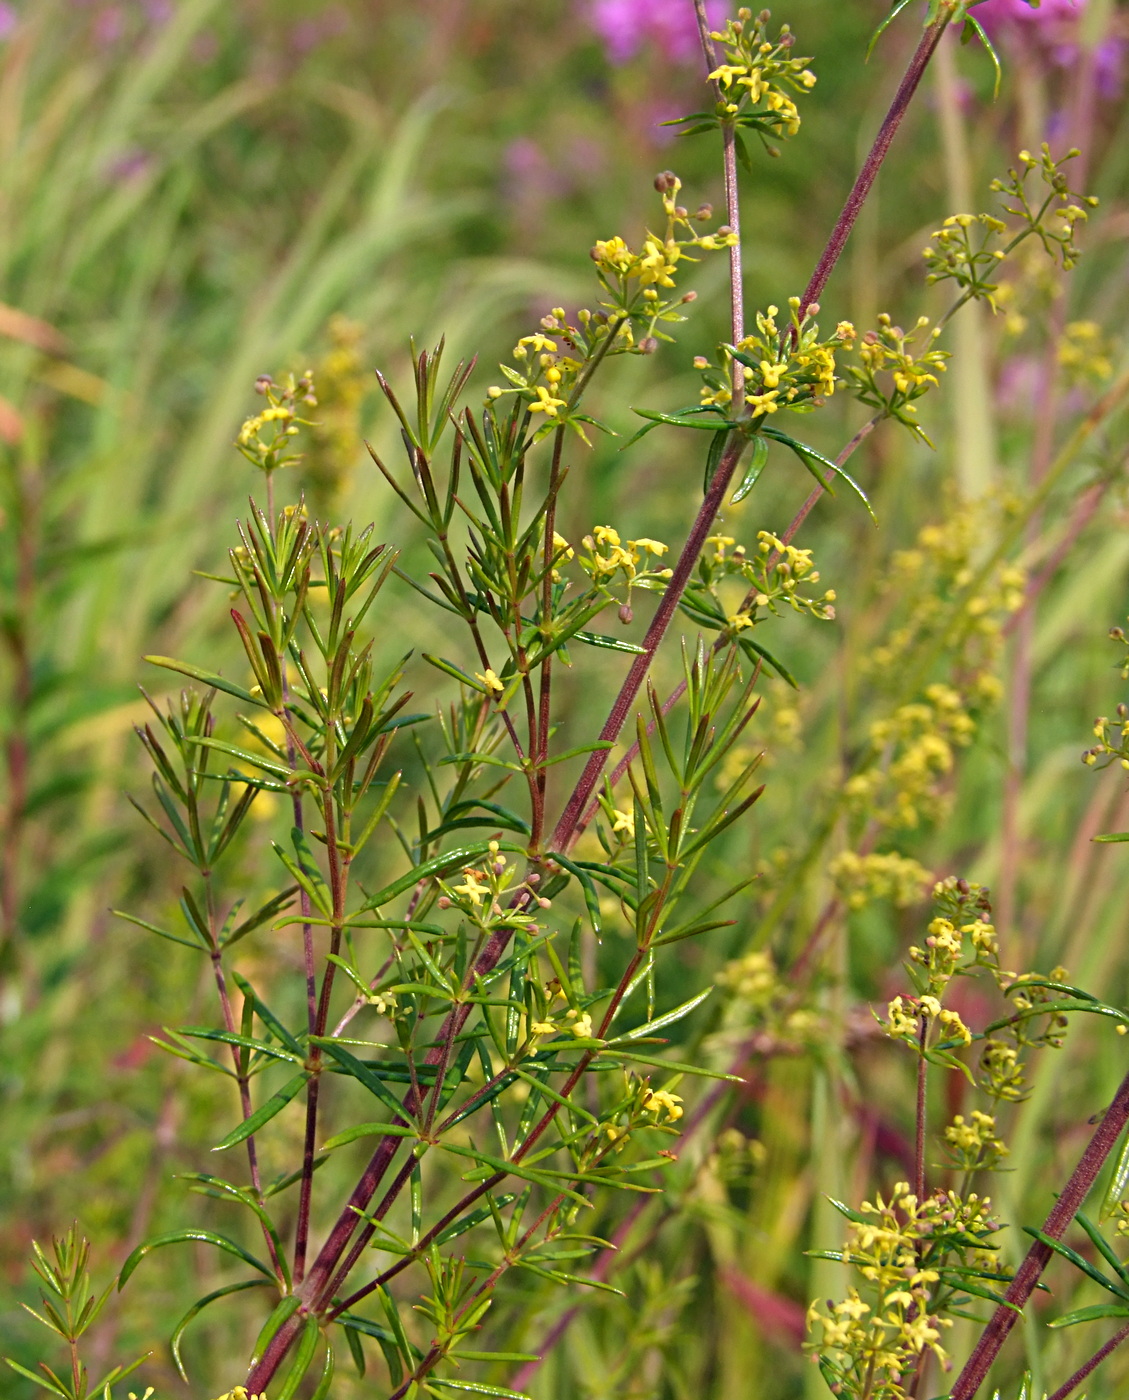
974,0,1082,28
0,3,17,41
974,0,1125,99
586,0,728,66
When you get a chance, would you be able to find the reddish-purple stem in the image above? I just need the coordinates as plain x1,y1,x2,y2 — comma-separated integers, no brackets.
1046,1322,1129,1400
799,14,951,318
949,1064,1129,1399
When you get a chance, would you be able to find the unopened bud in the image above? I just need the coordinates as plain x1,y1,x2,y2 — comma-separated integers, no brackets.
653,170,678,193
638,337,659,355
680,290,697,304
254,375,273,394
618,603,634,625
695,203,713,221
437,896,451,909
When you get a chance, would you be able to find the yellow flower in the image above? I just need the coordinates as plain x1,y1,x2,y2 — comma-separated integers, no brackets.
529,385,567,416
476,668,504,695
612,808,635,839
643,1088,684,1121
567,1010,595,1039
593,525,621,548
454,871,490,907
629,537,668,556
530,1019,557,1036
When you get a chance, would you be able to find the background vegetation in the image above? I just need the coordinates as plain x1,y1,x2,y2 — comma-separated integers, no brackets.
1,0,1128,1396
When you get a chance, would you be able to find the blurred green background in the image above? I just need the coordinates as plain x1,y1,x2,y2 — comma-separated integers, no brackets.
1,0,1128,1395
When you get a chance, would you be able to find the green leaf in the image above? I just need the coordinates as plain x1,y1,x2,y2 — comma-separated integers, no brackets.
1094,831,1129,843
962,12,1002,99
170,1280,274,1381
760,424,876,522
611,987,714,1042
3,1360,69,1397
144,655,260,706
223,886,299,949
1049,1302,1129,1328
735,632,799,688
179,1027,303,1065
1103,1127,1129,1221
361,841,525,911
275,1316,322,1400
1024,1228,1129,1300
573,630,648,656
423,653,494,693
119,1228,275,1288
866,0,915,59
212,1071,309,1151
111,908,206,952
623,405,729,449
436,1141,587,1203
232,970,305,1055
607,1050,743,1082
428,1382,531,1399
312,1037,413,1120
731,433,769,503
310,1340,336,1400
322,1121,418,1151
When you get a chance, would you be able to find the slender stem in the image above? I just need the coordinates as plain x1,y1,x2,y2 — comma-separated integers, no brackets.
549,432,749,851
1046,1322,1129,1400
575,415,875,835
692,0,744,406
949,1063,1129,1400
914,1020,928,1204
800,11,954,318
532,428,566,852
205,885,286,1283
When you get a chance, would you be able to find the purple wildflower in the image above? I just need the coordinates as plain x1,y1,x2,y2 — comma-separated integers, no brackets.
974,0,1125,99
974,0,1082,28
586,0,728,66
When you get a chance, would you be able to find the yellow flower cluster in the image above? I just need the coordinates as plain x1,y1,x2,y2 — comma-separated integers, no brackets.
867,497,1025,729
486,175,733,438
698,298,850,415
908,914,999,991
846,313,949,444
718,948,779,1005
845,683,976,831
883,994,971,1049
923,211,1010,311
807,1183,993,1399
441,841,545,931
570,524,673,610
642,1087,684,1122
990,145,1097,272
693,531,836,639
1058,319,1117,387
706,8,816,140
828,849,931,911
213,1390,266,1400
303,315,367,510
944,1110,1009,1171
235,371,317,476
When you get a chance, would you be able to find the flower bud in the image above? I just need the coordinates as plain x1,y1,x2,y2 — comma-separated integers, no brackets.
653,170,678,193
618,603,633,625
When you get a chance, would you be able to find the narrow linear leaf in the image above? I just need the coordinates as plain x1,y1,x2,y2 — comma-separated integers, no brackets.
212,1072,309,1152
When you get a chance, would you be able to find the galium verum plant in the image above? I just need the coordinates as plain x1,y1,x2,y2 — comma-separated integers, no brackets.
19,2,1125,1398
